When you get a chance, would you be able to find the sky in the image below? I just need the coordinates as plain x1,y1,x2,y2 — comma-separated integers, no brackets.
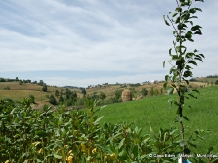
0,0,217,87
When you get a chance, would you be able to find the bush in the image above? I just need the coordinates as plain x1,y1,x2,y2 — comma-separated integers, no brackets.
3,86,10,90
49,95,57,105
0,98,215,162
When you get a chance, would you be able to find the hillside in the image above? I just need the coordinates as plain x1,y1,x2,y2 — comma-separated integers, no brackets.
95,86,218,154
0,79,207,104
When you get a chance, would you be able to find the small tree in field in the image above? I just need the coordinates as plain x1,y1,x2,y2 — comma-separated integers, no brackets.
42,83,47,92
99,92,106,101
141,88,148,97
163,0,205,161
55,90,59,96
49,95,57,105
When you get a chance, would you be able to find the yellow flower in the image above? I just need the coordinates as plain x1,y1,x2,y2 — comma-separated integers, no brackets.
80,143,87,153
67,155,73,163
92,148,97,154
5,160,9,163
110,153,115,157
109,153,116,160
38,148,43,153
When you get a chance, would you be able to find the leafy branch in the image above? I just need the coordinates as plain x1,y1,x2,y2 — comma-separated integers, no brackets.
163,0,204,161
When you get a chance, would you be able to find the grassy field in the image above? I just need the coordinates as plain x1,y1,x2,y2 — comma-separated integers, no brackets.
0,79,217,156
95,86,218,154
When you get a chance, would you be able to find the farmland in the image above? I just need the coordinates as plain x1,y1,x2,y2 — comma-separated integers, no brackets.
0,79,218,162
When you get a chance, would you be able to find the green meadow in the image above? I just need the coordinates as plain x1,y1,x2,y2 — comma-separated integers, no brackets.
96,86,218,154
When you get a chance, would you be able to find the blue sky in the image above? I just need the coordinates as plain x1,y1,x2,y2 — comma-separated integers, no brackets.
0,0,217,87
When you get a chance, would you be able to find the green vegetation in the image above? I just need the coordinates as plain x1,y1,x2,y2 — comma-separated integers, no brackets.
1,86,218,162
96,86,218,152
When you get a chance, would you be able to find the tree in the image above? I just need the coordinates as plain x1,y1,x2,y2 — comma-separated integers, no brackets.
55,90,59,96
49,95,57,105
160,88,163,95
70,91,78,104
99,92,106,101
16,77,19,81
81,88,86,96
29,94,35,104
42,83,47,92
115,89,122,100
215,80,218,85
39,80,44,86
150,87,154,96
141,88,148,97
19,80,23,85
154,88,159,96
65,88,71,99
59,95,64,104
163,0,204,160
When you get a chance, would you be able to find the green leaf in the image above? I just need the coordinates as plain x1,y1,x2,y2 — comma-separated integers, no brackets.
194,30,202,35
191,25,202,31
169,48,172,55
183,71,192,77
188,60,197,66
199,53,205,58
163,15,170,26
190,16,198,19
176,7,182,12
165,75,169,81
185,31,192,39
93,116,104,125
192,89,200,94
194,8,202,12
54,154,62,159
166,87,174,95
180,140,188,147
163,82,168,88
189,8,196,14
118,138,125,149
183,116,189,121
172,12,178,17
170,129,178,135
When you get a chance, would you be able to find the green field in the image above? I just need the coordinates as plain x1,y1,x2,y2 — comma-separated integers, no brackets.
96,86,218,154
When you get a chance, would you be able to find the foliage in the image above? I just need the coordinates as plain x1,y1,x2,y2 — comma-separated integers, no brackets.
55,89,59,96
99,92,106,101
59,95,64,104
29,94,35,104
42,83,47,92
19,80,23,85
215,80,218,85
114,89,123,100
39,80,44,86
150,87,154,96
153,88,159,96
81,88,87,96
49,95,57,105
3,86,10,90
1,98,217,162
163,0,210,161
141,88,148,97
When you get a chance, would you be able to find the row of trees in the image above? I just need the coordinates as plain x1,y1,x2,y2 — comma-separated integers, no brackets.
47,87,165,106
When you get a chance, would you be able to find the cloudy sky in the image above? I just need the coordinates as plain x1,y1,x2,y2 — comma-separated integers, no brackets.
0,0,217,87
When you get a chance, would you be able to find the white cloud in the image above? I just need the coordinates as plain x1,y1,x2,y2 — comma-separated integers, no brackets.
0,0,217,87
